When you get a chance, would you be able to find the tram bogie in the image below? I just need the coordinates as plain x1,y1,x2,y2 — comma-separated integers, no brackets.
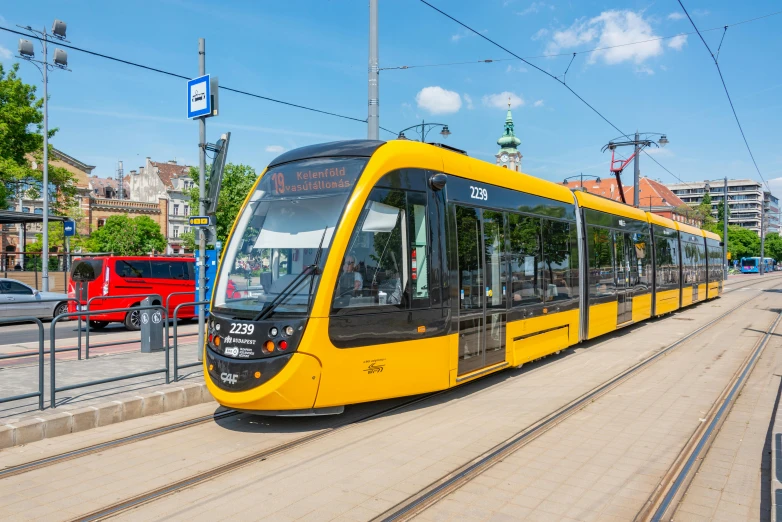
204,139,724,414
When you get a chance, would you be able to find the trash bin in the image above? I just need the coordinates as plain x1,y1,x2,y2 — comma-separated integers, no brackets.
140,297,164,353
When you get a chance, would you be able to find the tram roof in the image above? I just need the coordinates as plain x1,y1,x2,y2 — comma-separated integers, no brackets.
267,140,386,168
675,221,705,237
646,212,678,230
703,230,721,241
572,191,648,222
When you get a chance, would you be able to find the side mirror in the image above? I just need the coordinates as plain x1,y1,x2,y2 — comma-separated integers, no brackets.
429,173,447,191
719,241,724,246
33,289,40,296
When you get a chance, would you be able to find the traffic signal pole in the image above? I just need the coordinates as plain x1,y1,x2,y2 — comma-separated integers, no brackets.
197,38,206,361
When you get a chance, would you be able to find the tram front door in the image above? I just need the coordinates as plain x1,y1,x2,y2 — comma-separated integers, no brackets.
456,206,507,376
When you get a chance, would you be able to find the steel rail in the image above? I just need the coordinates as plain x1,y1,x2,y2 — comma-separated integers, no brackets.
641,309,782,521
371,279,782,522
0,410,239,480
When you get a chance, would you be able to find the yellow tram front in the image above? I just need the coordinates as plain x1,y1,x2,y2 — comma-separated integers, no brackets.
204,140,452,414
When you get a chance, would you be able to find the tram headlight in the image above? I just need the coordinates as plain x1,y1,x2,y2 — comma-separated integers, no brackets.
283,325,294,337
269,327,279,337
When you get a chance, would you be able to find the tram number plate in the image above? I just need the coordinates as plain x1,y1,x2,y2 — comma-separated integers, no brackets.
469,186,488,201
229,323,255,335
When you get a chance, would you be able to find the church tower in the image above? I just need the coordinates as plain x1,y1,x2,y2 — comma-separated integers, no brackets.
495,100,522,171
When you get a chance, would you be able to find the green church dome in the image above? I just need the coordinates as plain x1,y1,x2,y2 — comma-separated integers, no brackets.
497,109,521,153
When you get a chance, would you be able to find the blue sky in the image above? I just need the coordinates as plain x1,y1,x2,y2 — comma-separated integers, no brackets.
1,0,781,197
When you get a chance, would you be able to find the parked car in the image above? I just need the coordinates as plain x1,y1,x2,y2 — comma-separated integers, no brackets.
68,256,197,331
0,278,69,321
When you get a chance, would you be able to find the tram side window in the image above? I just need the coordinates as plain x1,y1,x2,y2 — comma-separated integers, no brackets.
696,244,707,284
542,220,578,302
631,232,651,292
507,213,544,305
682,242,697,284
587,226,615,297
333,188,430,311
407,191,430,308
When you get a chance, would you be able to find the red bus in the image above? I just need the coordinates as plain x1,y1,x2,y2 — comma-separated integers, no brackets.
68,256,196,330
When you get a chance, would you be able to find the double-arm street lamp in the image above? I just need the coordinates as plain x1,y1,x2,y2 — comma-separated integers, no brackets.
397,121,451,142
17,20,71,292
601,132,669,208
562,173,601,191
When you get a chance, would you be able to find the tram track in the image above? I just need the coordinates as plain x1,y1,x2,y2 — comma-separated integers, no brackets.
638,308,782,521
372,278,782,522
1,277,774,520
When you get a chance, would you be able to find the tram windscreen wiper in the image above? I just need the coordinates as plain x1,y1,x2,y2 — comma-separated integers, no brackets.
254,227,329,321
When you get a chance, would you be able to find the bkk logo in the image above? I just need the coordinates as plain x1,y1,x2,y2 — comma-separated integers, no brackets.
224,347,239,357
220,373,238,385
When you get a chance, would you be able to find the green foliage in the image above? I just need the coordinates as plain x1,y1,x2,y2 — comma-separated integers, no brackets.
764,233,782,262
85,215,167,255
186,163,258,247
0,63,76,211
724,225,760,260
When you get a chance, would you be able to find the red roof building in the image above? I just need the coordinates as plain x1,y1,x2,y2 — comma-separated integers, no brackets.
564,176,701,226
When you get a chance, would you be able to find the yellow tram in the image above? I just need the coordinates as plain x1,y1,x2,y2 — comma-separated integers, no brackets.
203,140,723,414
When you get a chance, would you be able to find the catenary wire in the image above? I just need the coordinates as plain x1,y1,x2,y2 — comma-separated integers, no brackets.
380,9,782,72
676,1,770,193
1,25,399,135
417,0,699,190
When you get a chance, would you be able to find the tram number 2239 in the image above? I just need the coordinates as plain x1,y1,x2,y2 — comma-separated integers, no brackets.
470,186,488,201
230,323,255,335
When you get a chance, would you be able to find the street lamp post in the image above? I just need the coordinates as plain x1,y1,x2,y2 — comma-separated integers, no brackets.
601,133,668,208
397,121,451,143
17,21,70,292
562,173,601,191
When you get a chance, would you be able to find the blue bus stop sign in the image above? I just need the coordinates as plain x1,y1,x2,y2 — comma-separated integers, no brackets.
187,74,211,119
63,220,76,237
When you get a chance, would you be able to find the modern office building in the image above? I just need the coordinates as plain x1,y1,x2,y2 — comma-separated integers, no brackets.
667,179,779,236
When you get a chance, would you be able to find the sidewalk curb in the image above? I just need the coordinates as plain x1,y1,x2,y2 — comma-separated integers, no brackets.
0,382,213,450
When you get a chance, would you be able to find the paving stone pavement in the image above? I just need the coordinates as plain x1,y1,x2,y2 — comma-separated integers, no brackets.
0,281,778,521
0,332,202,423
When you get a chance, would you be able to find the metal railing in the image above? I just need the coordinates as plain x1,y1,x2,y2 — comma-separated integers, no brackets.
169,300,208,381
84,293,163,358
0,317,45,410
50,305,170,408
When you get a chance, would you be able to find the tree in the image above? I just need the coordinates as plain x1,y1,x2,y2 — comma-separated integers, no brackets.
0,63,77,211
725,225,760,261
185,163,258,247
85,215,167,255
695,192,715,230
764,232,782,262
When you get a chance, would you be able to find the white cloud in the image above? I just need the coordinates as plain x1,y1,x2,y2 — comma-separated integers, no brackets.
667,12,685,21
451,32,466,42
415,86,462,114
693,9,710,17
546,10,664,65
483,91,524,109
401,102,412,109
532,28,549,41
505,64,529,73
265,145,285,153
668,34,688,50
517,2,554,16
463,94,474,110
635,65,654,75
533,100,545,107
0,46,11,60
768,177,782,198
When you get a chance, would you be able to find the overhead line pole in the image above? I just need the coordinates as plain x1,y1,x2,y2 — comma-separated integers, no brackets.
723,177,728,279
367,0,379,140
632,132,640,208
197,38,206,361
42,29,50,291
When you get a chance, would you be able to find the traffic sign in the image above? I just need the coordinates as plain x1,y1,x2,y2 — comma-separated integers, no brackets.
189,216,213,227
63,220,76,237
187,74,211,119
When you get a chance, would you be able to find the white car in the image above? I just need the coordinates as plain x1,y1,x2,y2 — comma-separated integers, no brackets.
0,278,69,321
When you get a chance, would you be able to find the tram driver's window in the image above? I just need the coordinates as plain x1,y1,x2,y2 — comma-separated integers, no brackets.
333,188,409,310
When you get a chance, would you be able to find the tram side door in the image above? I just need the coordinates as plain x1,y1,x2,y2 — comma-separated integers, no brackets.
615,232,633,325
455,206,507,376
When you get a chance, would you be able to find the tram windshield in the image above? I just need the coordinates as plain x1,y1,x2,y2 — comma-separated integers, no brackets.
213,157,367,319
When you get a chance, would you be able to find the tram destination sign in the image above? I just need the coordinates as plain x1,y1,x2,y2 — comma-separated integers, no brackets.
268,167,352,196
